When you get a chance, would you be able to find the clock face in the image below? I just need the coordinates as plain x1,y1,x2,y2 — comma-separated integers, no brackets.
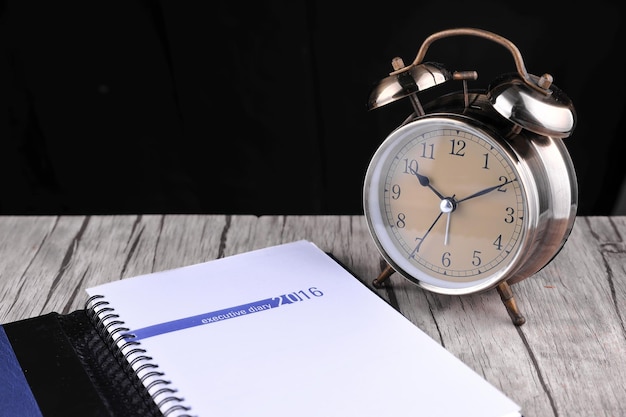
364,116,528,294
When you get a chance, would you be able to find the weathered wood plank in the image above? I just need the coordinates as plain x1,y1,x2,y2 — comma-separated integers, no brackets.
512,216,626,417
0,216,85,322
602,217,626,329
1,215,625,417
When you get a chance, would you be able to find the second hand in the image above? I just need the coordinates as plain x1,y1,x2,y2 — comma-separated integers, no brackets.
410,195,456,257
410,211,443,258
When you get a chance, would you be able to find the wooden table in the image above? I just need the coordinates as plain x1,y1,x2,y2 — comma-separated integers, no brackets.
1,215,625,417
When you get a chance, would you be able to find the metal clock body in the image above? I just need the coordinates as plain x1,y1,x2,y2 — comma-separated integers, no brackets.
363,28,577,325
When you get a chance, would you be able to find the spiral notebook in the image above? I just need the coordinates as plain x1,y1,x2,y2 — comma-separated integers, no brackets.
1,240,521,417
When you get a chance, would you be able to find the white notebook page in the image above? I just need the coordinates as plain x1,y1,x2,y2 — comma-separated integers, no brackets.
86,240,521,417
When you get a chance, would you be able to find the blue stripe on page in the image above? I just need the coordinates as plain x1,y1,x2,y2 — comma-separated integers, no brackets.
125,296,283,341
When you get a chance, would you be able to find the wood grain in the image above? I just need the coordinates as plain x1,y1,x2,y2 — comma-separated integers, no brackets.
1,215,625,417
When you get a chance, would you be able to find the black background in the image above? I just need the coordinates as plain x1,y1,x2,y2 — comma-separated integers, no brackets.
1,1,624,215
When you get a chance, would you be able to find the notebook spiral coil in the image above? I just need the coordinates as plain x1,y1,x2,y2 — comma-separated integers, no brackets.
86,295,194,417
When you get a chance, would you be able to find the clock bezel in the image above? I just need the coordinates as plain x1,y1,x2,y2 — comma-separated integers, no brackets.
363,113,542,295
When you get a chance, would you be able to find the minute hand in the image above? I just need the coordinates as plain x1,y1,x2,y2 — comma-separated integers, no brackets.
457,178,516,203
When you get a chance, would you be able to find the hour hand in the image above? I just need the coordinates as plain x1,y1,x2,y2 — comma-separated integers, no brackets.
409,166,445,200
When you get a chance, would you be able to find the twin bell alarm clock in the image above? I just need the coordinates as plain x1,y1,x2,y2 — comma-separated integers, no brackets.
363,28,577,325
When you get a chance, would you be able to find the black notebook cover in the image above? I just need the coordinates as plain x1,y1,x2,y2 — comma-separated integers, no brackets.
0,310,164,417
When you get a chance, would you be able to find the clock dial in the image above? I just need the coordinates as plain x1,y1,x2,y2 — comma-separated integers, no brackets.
364,116,528,293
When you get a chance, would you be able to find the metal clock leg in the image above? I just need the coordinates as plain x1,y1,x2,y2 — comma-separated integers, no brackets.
496,281,526,326
372,264,394,288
